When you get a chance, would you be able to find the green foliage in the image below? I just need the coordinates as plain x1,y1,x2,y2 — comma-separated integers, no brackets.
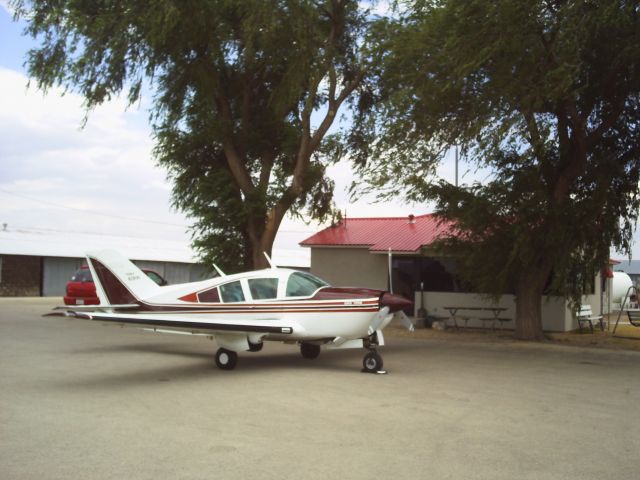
14,0,373,268
351,0,640,313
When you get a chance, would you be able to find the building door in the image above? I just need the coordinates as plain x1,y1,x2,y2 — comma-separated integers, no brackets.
42,257,83,296
392,257,418,315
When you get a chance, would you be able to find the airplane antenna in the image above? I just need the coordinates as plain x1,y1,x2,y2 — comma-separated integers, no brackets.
212,263,226,277
263,252,276,269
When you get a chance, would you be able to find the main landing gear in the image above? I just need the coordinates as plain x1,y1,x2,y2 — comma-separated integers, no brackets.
215,348,238,370
300,342,321,359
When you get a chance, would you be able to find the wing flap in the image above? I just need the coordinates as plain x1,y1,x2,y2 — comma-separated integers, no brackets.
52,304,140,311
58,311,295,335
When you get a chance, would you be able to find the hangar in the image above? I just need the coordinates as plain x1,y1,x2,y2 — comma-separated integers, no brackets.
301,213,613,332
0,225,309,297
0,225,208,297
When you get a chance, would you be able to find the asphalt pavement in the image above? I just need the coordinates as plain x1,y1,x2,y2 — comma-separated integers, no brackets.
1,298,639,480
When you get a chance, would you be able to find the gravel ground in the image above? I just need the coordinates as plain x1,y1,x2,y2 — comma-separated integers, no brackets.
1,298,639,480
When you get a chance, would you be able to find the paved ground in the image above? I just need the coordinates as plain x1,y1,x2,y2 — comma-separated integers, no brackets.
1,298,639,480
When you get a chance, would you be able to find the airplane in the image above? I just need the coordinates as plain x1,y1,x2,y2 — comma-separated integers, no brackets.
46,250,414,373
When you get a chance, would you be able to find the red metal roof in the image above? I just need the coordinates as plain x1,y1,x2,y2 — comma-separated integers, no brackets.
300,214,453,253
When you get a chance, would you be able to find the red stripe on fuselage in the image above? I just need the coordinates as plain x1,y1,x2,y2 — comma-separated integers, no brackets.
122,307,379,315
117,301,380,314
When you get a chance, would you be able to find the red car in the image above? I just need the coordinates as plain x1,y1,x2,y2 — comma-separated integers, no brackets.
64,265,167,305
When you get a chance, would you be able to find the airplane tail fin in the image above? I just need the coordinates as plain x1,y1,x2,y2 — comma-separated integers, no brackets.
86,250,161,305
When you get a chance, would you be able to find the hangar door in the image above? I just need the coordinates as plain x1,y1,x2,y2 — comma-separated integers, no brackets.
42,257,84,296
132,260,211,285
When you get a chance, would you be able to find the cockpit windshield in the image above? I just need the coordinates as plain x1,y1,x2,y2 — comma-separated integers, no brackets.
285,271,329,297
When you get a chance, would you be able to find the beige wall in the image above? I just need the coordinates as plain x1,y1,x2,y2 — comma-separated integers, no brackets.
309,246,604,332
310,247,389,290
416,292,573,331
416,288,603,332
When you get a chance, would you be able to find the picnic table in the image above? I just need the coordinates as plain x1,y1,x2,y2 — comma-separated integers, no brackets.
443,306,510,331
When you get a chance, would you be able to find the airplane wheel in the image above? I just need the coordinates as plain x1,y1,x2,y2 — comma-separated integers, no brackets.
215,348,238,370
300,343,321,359
363,351,383,373
248,341,263,352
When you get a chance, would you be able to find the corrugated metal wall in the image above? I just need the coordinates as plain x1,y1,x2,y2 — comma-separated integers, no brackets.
41,257,211,296
132,260,212,285
42,257,84,296
0,255,43,296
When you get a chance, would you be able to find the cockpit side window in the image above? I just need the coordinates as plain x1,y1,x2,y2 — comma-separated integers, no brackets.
248,278,278,300
197,287,220,303
219,281,245,303
285,272,329,297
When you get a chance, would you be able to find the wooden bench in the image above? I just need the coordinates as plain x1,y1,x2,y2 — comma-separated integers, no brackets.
576,305,603,333
473,316,511,330
443,306,510,331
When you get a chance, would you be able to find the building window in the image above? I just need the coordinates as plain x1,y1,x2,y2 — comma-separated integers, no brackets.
392,256,470,294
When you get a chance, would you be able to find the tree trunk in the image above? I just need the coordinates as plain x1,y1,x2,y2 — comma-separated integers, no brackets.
514,268,550,341
251,241,271,270
248,205,288,271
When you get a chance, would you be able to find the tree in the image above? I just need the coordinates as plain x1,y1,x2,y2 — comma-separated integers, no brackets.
14,0,370,271
350,0,640,339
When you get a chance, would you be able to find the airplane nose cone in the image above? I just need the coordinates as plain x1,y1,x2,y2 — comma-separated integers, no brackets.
380,292,413,313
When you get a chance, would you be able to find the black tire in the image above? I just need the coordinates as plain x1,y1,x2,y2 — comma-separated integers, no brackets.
248,341,263,352
215,348,238,370
300,343,321,359
363,351,383,372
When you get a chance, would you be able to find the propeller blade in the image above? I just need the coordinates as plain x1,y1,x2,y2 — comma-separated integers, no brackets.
396,311,415,332
368,306,391,335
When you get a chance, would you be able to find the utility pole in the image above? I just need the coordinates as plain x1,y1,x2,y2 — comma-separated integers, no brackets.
455,145,459,187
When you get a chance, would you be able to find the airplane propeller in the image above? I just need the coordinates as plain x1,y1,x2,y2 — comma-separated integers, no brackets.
368,306,391,335
397,311,415,332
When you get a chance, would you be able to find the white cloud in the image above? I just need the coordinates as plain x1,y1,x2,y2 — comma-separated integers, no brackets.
0,67,189,241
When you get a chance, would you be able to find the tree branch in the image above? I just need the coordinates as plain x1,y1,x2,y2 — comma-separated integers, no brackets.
521,108,545,161
258,152,275,192
587,95,626,149
217,94,256,195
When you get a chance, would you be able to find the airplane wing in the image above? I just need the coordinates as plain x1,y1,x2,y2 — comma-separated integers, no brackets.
52,304,140,311
47,310,296,336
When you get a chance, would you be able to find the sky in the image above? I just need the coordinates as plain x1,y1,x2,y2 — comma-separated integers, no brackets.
1,3,633,262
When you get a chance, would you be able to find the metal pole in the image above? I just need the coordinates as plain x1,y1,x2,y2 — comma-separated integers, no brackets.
388,248,393,294
455,145,459,187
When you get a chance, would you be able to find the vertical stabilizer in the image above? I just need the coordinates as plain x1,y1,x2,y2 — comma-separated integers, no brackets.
86,250,160,305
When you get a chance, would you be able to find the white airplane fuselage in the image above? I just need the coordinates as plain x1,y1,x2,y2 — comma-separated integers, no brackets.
50,250,413,372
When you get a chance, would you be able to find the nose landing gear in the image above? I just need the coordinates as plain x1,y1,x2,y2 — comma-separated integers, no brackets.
362,350,386,374
361,332,387,374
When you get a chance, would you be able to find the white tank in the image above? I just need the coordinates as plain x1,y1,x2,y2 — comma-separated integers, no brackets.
611,271,633,304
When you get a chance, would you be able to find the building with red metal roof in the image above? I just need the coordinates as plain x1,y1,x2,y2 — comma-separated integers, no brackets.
300,213,459,305
300,213,612,333
300,213,452,253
